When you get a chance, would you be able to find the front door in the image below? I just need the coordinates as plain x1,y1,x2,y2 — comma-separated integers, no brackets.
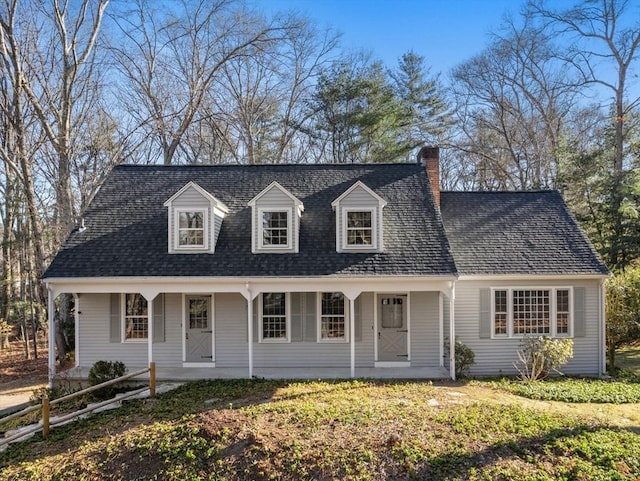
377,295,408,362
185,295,213,363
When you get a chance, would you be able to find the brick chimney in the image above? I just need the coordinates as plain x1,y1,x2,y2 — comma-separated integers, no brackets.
417,146,440,206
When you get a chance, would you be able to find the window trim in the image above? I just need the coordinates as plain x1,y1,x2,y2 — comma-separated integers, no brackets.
258,208,292,250
341,207,378,251
259,292,291,343
316,292,349,343
174,208,209,251
490,287,573,339
122,293,149,342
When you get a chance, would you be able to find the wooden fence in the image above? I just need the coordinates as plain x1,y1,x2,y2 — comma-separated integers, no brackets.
0,362,155,447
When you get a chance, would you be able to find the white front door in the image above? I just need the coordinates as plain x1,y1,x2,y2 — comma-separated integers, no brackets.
377,294,408,362
185,295,213,363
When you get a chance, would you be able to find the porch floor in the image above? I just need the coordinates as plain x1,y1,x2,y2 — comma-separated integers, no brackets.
61,365,451,382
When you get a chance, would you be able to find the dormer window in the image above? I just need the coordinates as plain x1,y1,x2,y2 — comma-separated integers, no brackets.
164,182,228,254
331,181,386,253
178,210,206,248
249,182,303,254
261,209,290,248
346,210,374,246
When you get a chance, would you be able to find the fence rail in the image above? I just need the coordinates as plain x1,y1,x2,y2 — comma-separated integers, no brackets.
0,362,155,447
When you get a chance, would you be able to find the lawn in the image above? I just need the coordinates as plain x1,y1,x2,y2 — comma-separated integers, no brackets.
617,343,640,377
1,378,638,480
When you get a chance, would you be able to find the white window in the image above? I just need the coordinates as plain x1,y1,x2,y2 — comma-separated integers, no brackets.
492,288,572,338
259,209,291,249
343,208,377,250
318,292,347,342
260,292,290,342
123,293,148,341
347,211,372,246
175,209,208,249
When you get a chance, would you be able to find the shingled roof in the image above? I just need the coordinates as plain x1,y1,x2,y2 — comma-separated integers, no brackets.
44,163,457,279
440,191,609,276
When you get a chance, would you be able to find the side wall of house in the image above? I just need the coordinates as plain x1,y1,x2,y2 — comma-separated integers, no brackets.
454,279,602,376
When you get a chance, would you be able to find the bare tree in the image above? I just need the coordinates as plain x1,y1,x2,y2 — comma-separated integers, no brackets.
450,16,580,189
529,0,640,176
112,0,291,165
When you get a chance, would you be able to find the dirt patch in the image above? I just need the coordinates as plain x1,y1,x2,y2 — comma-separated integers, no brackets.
0,341,49,396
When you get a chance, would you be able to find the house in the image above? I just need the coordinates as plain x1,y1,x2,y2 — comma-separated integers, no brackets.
42,147,609,382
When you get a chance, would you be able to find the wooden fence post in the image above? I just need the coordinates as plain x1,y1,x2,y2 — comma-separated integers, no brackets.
149,362,156,398
42,397,50,438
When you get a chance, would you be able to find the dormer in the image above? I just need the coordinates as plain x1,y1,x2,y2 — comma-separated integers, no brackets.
163,181,229,254
331,181,387,253
248,181,304,254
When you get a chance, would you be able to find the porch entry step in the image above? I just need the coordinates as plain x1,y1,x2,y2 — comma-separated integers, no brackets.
374,361,411,368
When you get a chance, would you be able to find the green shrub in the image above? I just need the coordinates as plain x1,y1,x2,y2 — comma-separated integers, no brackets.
88,360,127,399
514,336,573,381
445,339,476,378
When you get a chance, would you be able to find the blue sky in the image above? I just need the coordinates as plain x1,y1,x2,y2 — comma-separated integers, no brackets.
254,0,522,75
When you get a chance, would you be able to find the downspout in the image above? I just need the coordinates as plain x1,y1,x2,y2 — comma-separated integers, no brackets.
47,287,56,388
449,281,456,380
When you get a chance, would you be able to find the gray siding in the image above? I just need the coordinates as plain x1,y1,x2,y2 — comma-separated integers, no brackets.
409,292,441,367
78,293,182,370
335,185,383,252
78,293,148,370
252,186,300,253
215,293,249,367
454,279,602,376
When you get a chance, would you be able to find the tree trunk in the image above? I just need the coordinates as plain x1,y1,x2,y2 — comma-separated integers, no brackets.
607,341,616,373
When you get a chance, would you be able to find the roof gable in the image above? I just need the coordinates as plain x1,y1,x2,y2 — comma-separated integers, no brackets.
248,181,303,211
331,181,387,209
163,181,229,213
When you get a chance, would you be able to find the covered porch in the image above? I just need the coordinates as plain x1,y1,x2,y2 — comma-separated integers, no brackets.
45,276,458,384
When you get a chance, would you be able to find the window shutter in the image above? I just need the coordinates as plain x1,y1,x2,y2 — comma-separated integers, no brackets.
304,292,317,342
110,293,121,343
573,287,586,337
354,297,362,342
291,293,303,342
153,294,165,343
479,288,491,339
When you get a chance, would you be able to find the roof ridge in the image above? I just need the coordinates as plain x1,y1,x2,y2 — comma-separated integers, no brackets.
115,162,423,169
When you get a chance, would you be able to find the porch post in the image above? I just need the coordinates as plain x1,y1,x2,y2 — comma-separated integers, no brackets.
74,294,80,367
599,279,606,375
449,282,456,380
247,285,254,378
439,292,444,367
47,288,56,388
350,297,355,378
147,295,154,365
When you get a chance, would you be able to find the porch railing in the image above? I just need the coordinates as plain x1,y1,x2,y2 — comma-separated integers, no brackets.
0,362,155,447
